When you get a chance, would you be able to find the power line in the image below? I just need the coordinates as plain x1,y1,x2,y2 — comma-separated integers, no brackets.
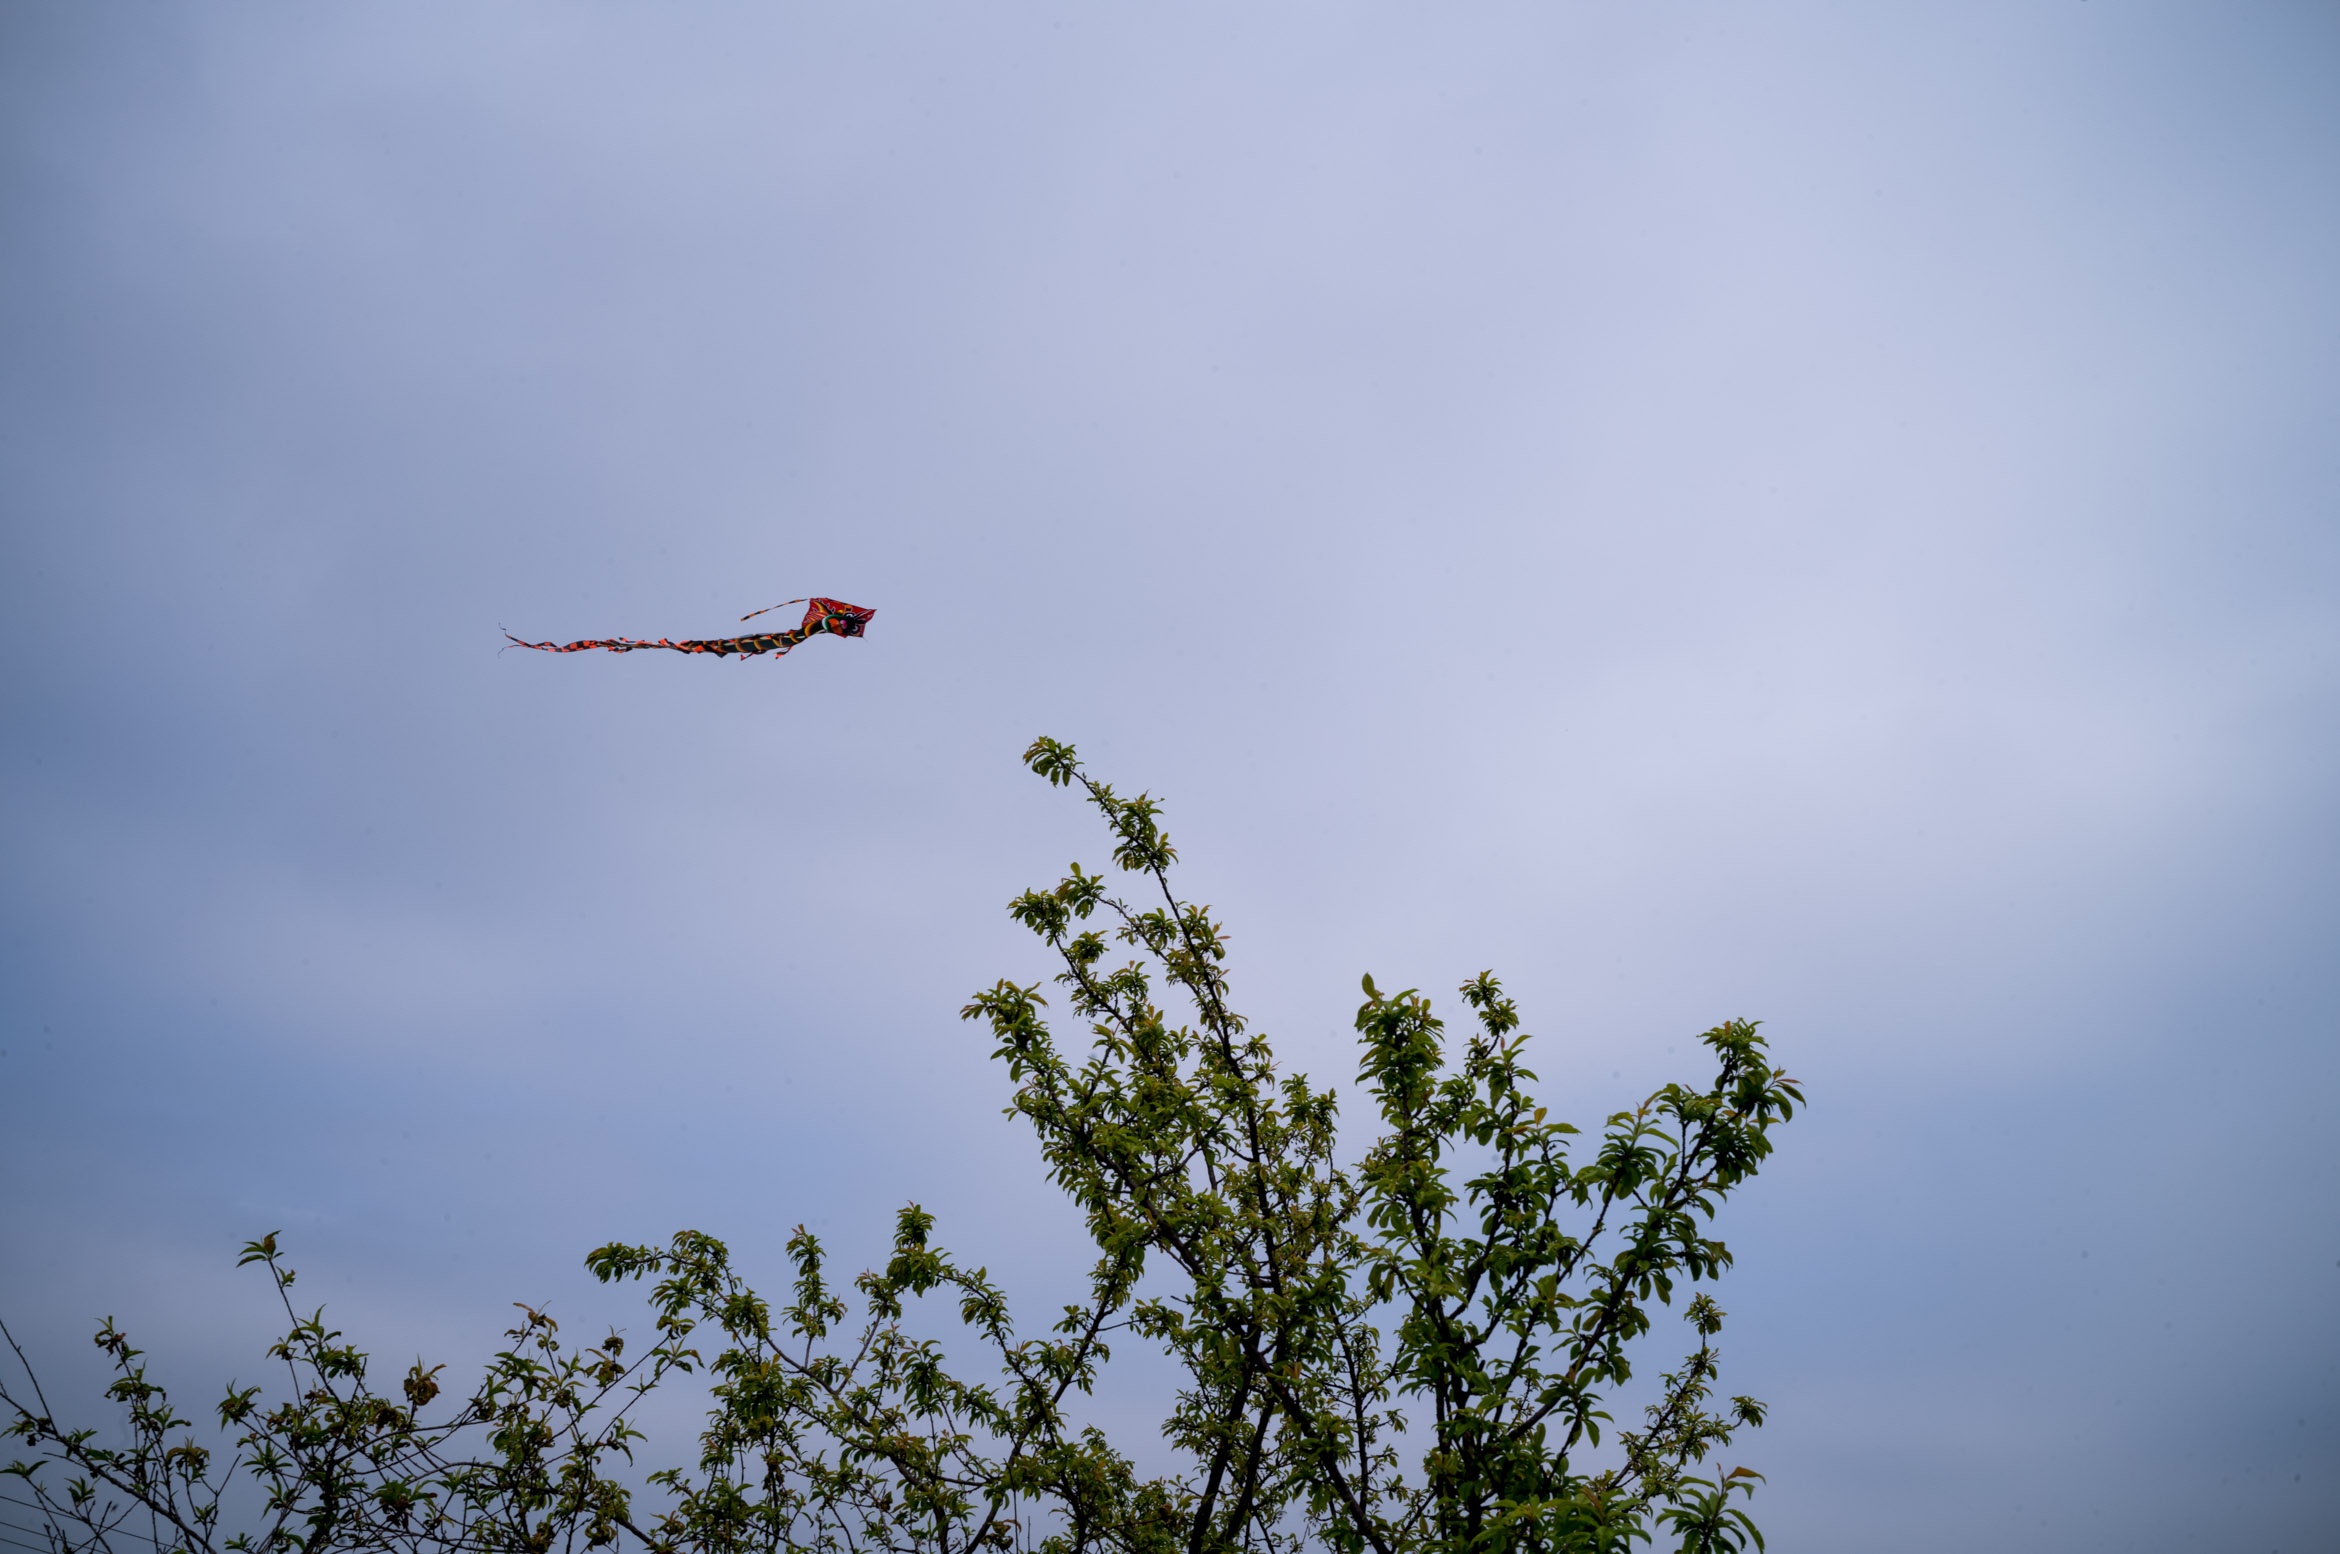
0,1523,178,1554
0,1499,166,1550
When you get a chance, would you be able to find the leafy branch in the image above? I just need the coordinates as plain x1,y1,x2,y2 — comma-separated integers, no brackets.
5,738,1799,1554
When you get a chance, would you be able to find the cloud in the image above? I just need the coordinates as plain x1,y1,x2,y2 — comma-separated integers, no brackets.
3,5,2336,1550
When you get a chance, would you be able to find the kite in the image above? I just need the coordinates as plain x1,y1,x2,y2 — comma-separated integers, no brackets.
504,597,876,661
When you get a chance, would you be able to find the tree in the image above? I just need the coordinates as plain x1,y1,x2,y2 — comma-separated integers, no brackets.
4,738,1800,1554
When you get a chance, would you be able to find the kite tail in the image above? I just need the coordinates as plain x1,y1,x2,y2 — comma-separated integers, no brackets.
502,632,673,654
501,629,816,658
689,628,814,659
503,599,870,661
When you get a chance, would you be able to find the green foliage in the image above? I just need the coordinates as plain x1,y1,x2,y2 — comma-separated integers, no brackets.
3,740,1800,1554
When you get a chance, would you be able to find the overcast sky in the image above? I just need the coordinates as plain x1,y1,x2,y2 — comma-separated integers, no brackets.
3,5,2336,1550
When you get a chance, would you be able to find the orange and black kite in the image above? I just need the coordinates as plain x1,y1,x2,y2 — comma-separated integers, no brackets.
505,597,876,661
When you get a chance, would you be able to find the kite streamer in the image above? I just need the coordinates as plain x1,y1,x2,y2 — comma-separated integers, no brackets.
504,597,875,660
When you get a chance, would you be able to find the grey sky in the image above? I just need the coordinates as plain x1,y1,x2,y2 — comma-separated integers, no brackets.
3,4,2336,1549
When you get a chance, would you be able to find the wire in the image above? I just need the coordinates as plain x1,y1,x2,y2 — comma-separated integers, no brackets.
0,1502,82,1523
0,1500,166,1549
0,1524,174,1554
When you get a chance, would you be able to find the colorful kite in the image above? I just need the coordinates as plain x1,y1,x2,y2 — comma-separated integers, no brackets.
504,597,876,660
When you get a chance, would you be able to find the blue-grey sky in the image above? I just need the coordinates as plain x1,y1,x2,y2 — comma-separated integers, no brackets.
3,4,2336,1549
